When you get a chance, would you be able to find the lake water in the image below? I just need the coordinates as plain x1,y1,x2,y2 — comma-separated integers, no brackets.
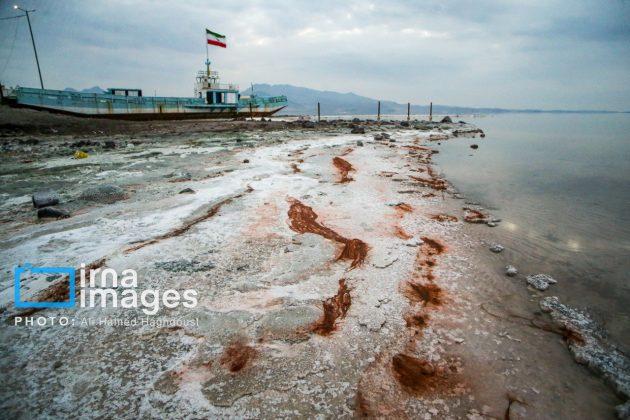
432,113,630,351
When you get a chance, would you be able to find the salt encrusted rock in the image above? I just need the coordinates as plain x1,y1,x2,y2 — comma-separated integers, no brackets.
487,221,498,227
526,273,557,291
302,121,315,128
540,296,630,406
351,126,365,134
440,116,453,123
32,190,59,208
400,121,410,127
490,244,504,253
80,184,126,203
505,265,518,277
373,134,383,141
179,188,195,194
37,207,70,219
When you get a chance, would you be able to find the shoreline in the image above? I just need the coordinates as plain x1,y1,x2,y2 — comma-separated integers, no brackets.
0,108,627,418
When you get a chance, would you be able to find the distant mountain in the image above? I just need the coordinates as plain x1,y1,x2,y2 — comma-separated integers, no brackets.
242,84,622,115
64,86,105,94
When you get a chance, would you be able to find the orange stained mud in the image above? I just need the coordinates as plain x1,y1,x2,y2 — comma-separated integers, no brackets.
332,156,355,183
430,214,458,223
287,198,367,268
310,279,352,336
219,341,258,373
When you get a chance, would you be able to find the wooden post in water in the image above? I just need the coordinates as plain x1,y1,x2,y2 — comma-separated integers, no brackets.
377,100,381,124
429,102,433,122
317,102,321,122
407,102,410,121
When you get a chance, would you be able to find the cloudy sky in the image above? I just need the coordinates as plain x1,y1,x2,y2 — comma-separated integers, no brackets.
1,0,629,110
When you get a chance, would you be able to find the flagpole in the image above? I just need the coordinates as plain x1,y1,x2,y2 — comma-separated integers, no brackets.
205,31,210,76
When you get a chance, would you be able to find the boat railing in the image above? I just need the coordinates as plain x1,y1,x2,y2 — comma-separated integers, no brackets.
241,95,288,107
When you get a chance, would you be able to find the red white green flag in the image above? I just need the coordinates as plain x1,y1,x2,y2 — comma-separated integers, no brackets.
207,29,227,48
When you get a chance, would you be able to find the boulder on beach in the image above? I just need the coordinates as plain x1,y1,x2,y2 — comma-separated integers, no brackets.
80,184,127,204
440,116,453,123
505,265,518,277
32,190,59,208
490,243,504,253
37,207,70,219
351,126,365,134
526,273,557,291
400,121,410,127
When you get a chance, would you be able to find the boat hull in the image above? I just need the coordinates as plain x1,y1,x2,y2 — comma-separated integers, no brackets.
12,87,287,120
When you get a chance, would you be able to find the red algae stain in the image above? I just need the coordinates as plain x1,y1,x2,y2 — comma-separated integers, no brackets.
392,354,456,395
409,175,448,192
219,341,258,373
420,236,446,256
310,279,352,336
340,147,354,156
290,163,301,173
394,225,413,240
463,209,488,223
430,213,458,223
332,156,355,183
394,203,414,213
286,198,368,269
404,281,443,306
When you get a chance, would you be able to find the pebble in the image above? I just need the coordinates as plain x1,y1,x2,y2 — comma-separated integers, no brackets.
490,244,504,253
505,265,518,277
32,190,59,208
526,274,557,291
37,207,70,219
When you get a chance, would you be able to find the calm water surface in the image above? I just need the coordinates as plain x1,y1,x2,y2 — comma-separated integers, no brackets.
432,113,630,350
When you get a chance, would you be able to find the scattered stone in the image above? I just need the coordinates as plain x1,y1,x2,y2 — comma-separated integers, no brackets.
357,140,364,147
540,296,630,405
80,184,126,204
243,159,250,163
179,188,195,194
37,207,70,219
388,138,396,143
302,121,316,128
489,243,504,253
352,118,361,123
373,134,383,141
32,191,59,208
351,126,365,134
505,265,518,277
487,221,498,227
400,121,410,127
526,273,557,291
470,144,479,149
440,116,453,123
52,361,63,370
103,141,116,149
480,132,486,138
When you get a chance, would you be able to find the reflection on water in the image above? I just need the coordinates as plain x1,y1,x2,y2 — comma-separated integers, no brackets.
433,113,630,351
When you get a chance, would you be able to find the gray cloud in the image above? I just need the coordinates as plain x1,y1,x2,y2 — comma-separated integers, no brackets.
1,0,628,110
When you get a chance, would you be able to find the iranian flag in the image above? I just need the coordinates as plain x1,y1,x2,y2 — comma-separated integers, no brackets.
207,29,227,48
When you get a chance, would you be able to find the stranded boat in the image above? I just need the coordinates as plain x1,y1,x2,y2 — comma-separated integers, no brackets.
3,63,287,120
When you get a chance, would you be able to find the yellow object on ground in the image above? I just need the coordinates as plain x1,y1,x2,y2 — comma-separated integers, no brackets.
74,150,88,159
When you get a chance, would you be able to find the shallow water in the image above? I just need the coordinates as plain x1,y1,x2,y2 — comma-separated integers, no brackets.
432,113,630,351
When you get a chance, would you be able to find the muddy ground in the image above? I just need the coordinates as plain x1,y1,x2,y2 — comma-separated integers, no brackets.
0,107,625,419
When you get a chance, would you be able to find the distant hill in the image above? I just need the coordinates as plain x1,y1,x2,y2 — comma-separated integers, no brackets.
241,84,622,115
64,86,105,94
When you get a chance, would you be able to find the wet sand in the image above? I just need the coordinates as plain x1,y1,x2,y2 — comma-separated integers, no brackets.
0,107,626,418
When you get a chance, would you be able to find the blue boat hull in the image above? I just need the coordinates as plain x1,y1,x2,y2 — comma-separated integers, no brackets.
13,87,287,120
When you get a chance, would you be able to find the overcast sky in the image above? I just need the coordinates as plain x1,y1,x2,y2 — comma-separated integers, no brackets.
1,0,629,110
